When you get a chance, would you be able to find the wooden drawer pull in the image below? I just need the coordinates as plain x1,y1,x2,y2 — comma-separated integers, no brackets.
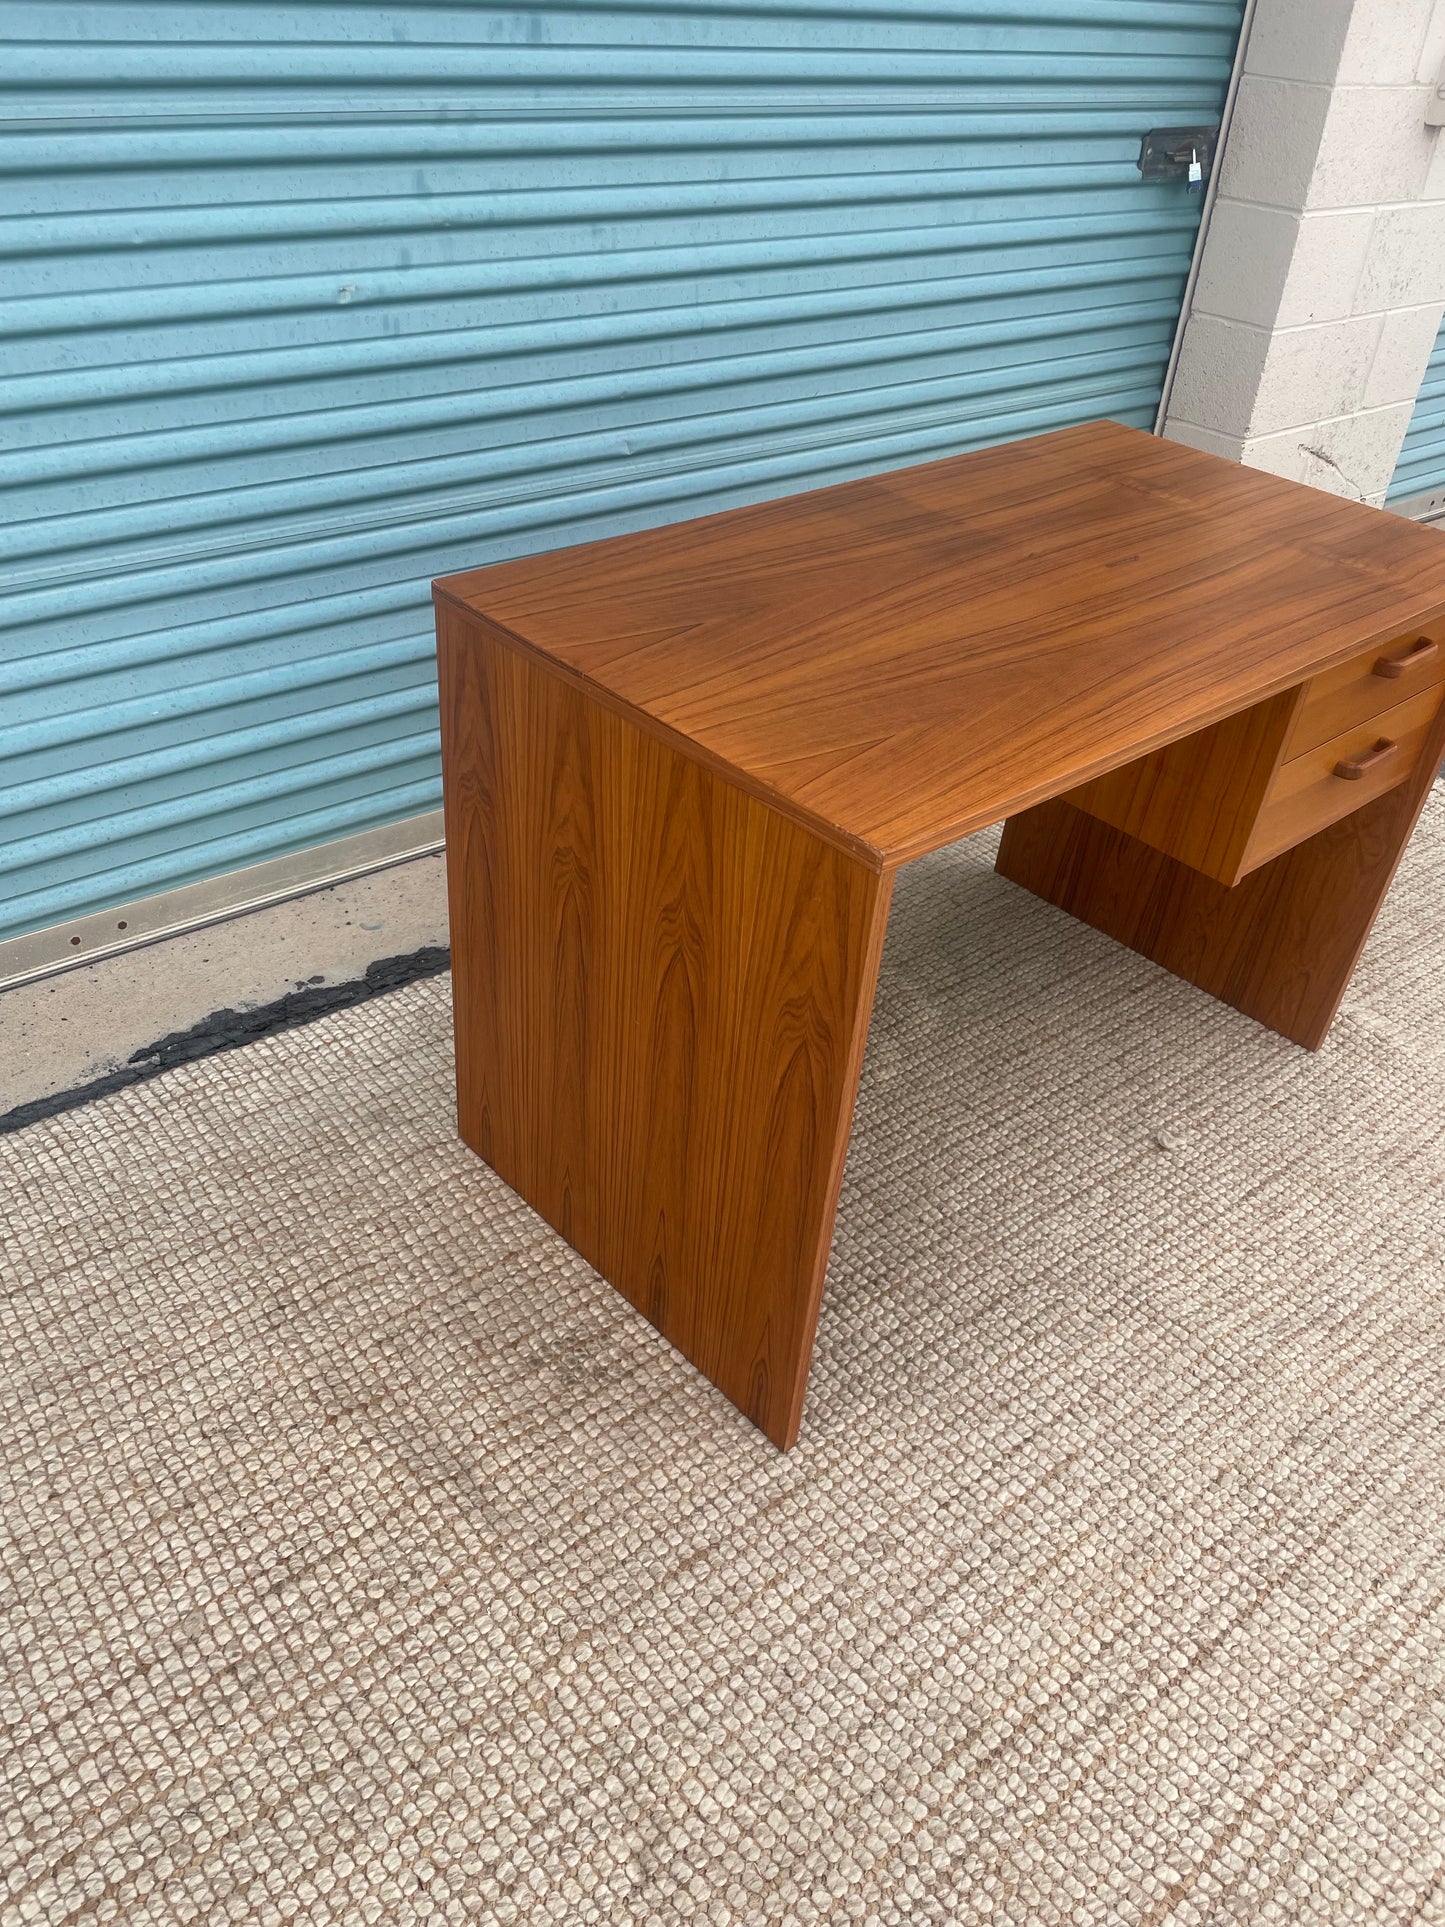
1334,738,1398,781
1373,636,1439,679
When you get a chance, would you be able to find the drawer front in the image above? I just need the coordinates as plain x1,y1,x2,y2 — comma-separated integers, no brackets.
1246,683,1445,873
1283,621,1445,758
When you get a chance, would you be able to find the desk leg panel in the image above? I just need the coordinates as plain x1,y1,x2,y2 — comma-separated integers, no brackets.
438,607,892,1447
995,722,1444,1051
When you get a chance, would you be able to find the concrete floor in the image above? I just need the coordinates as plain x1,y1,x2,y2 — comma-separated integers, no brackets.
8,771,1441,1123
0,852,448,1116
7,802,1445,1922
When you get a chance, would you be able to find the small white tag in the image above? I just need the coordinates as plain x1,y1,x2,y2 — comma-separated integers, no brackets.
1188,152,1203,185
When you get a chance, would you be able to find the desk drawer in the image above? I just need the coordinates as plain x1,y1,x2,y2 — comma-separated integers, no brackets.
1063,631,1445,887
1283,623,1445,757
1245,683,1445,871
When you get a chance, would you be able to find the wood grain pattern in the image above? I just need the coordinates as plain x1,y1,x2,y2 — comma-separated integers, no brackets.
436,425,1445,1445
1064,675,1444,886
438,602,892,1448
436,422,1445,865
994,681,1445,1051
1062,690,1300,886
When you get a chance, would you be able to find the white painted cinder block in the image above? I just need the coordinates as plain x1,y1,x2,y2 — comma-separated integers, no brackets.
1192,202,1302,329
1363,301,1445,405
1310,84,1439,205
1161,0,1445,504
1273,210,1376,325
1355,201,1445,308
1338,0,1436,84
1246,0,1352,85
1242,401,1419,499
1217,74,1332,208
1160,420,1247,464
1250,314,1386,434
1419,0,1445,81
1167,315,1270,438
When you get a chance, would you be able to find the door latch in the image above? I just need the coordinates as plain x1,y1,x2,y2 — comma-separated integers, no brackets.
1138,126,1219,192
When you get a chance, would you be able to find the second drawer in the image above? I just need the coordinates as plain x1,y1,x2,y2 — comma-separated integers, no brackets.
1244,682,1445,872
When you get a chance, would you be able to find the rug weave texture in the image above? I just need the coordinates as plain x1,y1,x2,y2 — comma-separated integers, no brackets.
5,802,1445,1927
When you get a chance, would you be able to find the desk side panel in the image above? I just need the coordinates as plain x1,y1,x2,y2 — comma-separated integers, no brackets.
437,603,891,1447
995,689,1445,1050
1059,690,1299,885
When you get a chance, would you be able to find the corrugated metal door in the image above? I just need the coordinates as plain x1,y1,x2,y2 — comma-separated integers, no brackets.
1,1,1244,945
1388,315,1445,519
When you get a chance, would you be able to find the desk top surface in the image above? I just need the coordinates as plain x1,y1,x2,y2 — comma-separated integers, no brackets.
435,421,1445,868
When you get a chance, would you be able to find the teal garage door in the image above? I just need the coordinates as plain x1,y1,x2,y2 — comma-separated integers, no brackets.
1388,314,1445,521
0,1,1244,948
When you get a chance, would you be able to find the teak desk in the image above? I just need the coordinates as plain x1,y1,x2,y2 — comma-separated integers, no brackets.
435,422,1445,1448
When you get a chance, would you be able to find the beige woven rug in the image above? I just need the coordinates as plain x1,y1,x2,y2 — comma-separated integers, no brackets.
5,799,1445,1927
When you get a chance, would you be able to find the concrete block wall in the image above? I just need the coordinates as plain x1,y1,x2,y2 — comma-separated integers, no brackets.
1162,0,1445,505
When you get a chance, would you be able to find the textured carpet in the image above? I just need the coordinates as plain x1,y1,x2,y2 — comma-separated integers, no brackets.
4,799,1445,1927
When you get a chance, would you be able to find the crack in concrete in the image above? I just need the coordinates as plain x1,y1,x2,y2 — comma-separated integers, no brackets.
0,945,450,1136
1298,443,1367,502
